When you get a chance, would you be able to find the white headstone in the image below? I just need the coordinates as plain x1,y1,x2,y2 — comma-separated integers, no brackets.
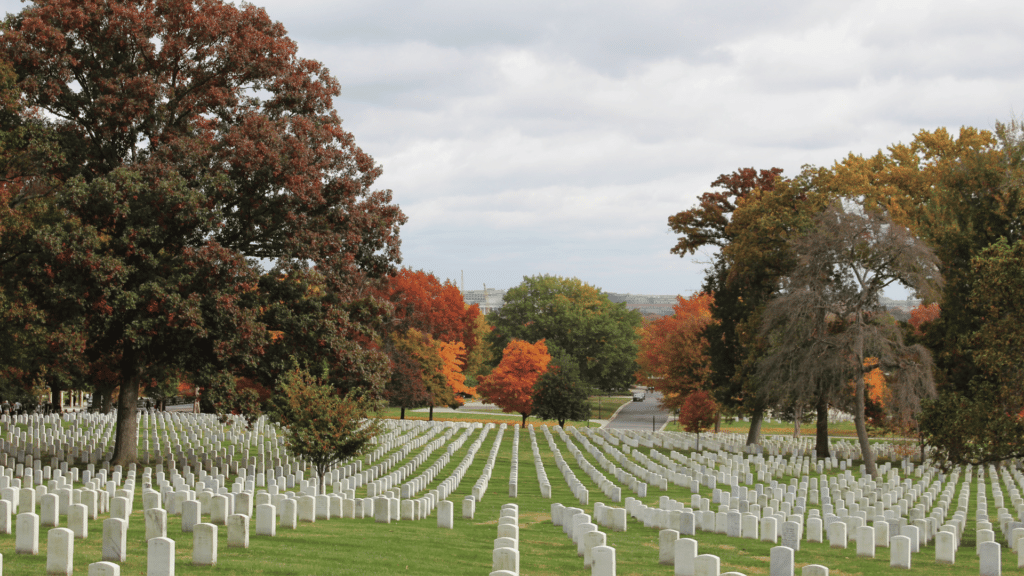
492,547,519,574
281,498,297,529
856,525,875,558
181,500,200,533
47,527,74,576
675,537,698,576
15,511,39,554
694,553,720,576
227,514,249,548
769,546,793,576
592,545,617,576
660,529,680,565
255,503,276,536
193,523,218,566
890,535,911,569
148,537,175,576
102,518,127,562
145,508,166,541
69,503,88,539
935,530,955,564
829,521,847,549
761,516,778,543
979,540,1001,576
88,561,120,576
584,531,606,569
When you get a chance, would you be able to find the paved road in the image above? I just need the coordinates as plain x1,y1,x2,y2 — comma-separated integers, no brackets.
605,390,673,431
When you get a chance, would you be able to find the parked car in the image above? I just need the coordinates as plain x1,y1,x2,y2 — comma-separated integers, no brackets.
632,391,646,402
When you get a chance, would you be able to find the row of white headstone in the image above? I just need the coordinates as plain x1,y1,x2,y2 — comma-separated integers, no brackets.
541,424,1023,575
490,503,522,575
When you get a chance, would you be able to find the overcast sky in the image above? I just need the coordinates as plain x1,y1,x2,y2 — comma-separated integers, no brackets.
7,1,1022,296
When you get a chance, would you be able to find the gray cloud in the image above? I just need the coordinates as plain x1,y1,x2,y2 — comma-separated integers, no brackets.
4,0,1022,296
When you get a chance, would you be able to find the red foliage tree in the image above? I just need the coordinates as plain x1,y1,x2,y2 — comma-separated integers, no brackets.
909,303,941,336
635,293,715,411
678,390,719,450
384,342,430,420
384,269,470,343
476,339,551,425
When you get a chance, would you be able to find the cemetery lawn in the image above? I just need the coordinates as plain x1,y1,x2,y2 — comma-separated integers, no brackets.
378,394,631,427
664,419,877,438
0,414,1011,575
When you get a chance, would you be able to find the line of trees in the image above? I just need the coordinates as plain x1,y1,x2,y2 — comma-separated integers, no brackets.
653,122,1024,472
0,0,644,461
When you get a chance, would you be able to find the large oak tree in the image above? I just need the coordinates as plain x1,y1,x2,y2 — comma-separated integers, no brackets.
0,0,404,465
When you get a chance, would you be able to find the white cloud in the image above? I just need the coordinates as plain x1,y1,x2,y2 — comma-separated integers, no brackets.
4,0,1022,295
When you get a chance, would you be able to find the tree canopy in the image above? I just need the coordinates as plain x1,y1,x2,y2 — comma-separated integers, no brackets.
476,339,551,425
0,0,405,464
532,348,591,428
487,275,641,393
634,292,714,413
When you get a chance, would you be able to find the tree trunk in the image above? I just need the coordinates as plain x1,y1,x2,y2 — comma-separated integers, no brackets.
714,411,721,433
111,373,141,467
854,312,877,477
746,403,764,446
521,412,527,426
50,380,63,414
558,418,566,427
815,395,830,458
400,407,405,419
696,432,701,452
793,404,802,437
429,405,434,421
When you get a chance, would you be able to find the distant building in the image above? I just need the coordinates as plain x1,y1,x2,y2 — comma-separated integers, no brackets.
461,288,507,314
462,287,922,320
605,293,680,317
462,289,684,316
878,297,921,323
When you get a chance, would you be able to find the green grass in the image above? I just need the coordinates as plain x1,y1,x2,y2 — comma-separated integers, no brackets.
375,394,632,427
662,418,910,440
0,419,1012,575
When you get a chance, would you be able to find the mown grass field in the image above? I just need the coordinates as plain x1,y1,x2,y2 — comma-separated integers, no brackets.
0,416,1011,575
377,395,633,427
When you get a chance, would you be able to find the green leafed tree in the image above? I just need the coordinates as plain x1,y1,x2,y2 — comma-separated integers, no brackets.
920,237,1024,466
670,167,813,444
532,347,591,428
487,275,641,393
269,364,381,491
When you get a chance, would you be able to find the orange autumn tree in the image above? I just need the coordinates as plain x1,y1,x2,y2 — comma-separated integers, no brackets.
381,268,490,413
635,292,715,412
438,340,474,403
476,339,551,425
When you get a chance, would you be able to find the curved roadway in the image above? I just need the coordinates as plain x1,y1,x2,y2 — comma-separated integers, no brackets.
606,390,673,431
